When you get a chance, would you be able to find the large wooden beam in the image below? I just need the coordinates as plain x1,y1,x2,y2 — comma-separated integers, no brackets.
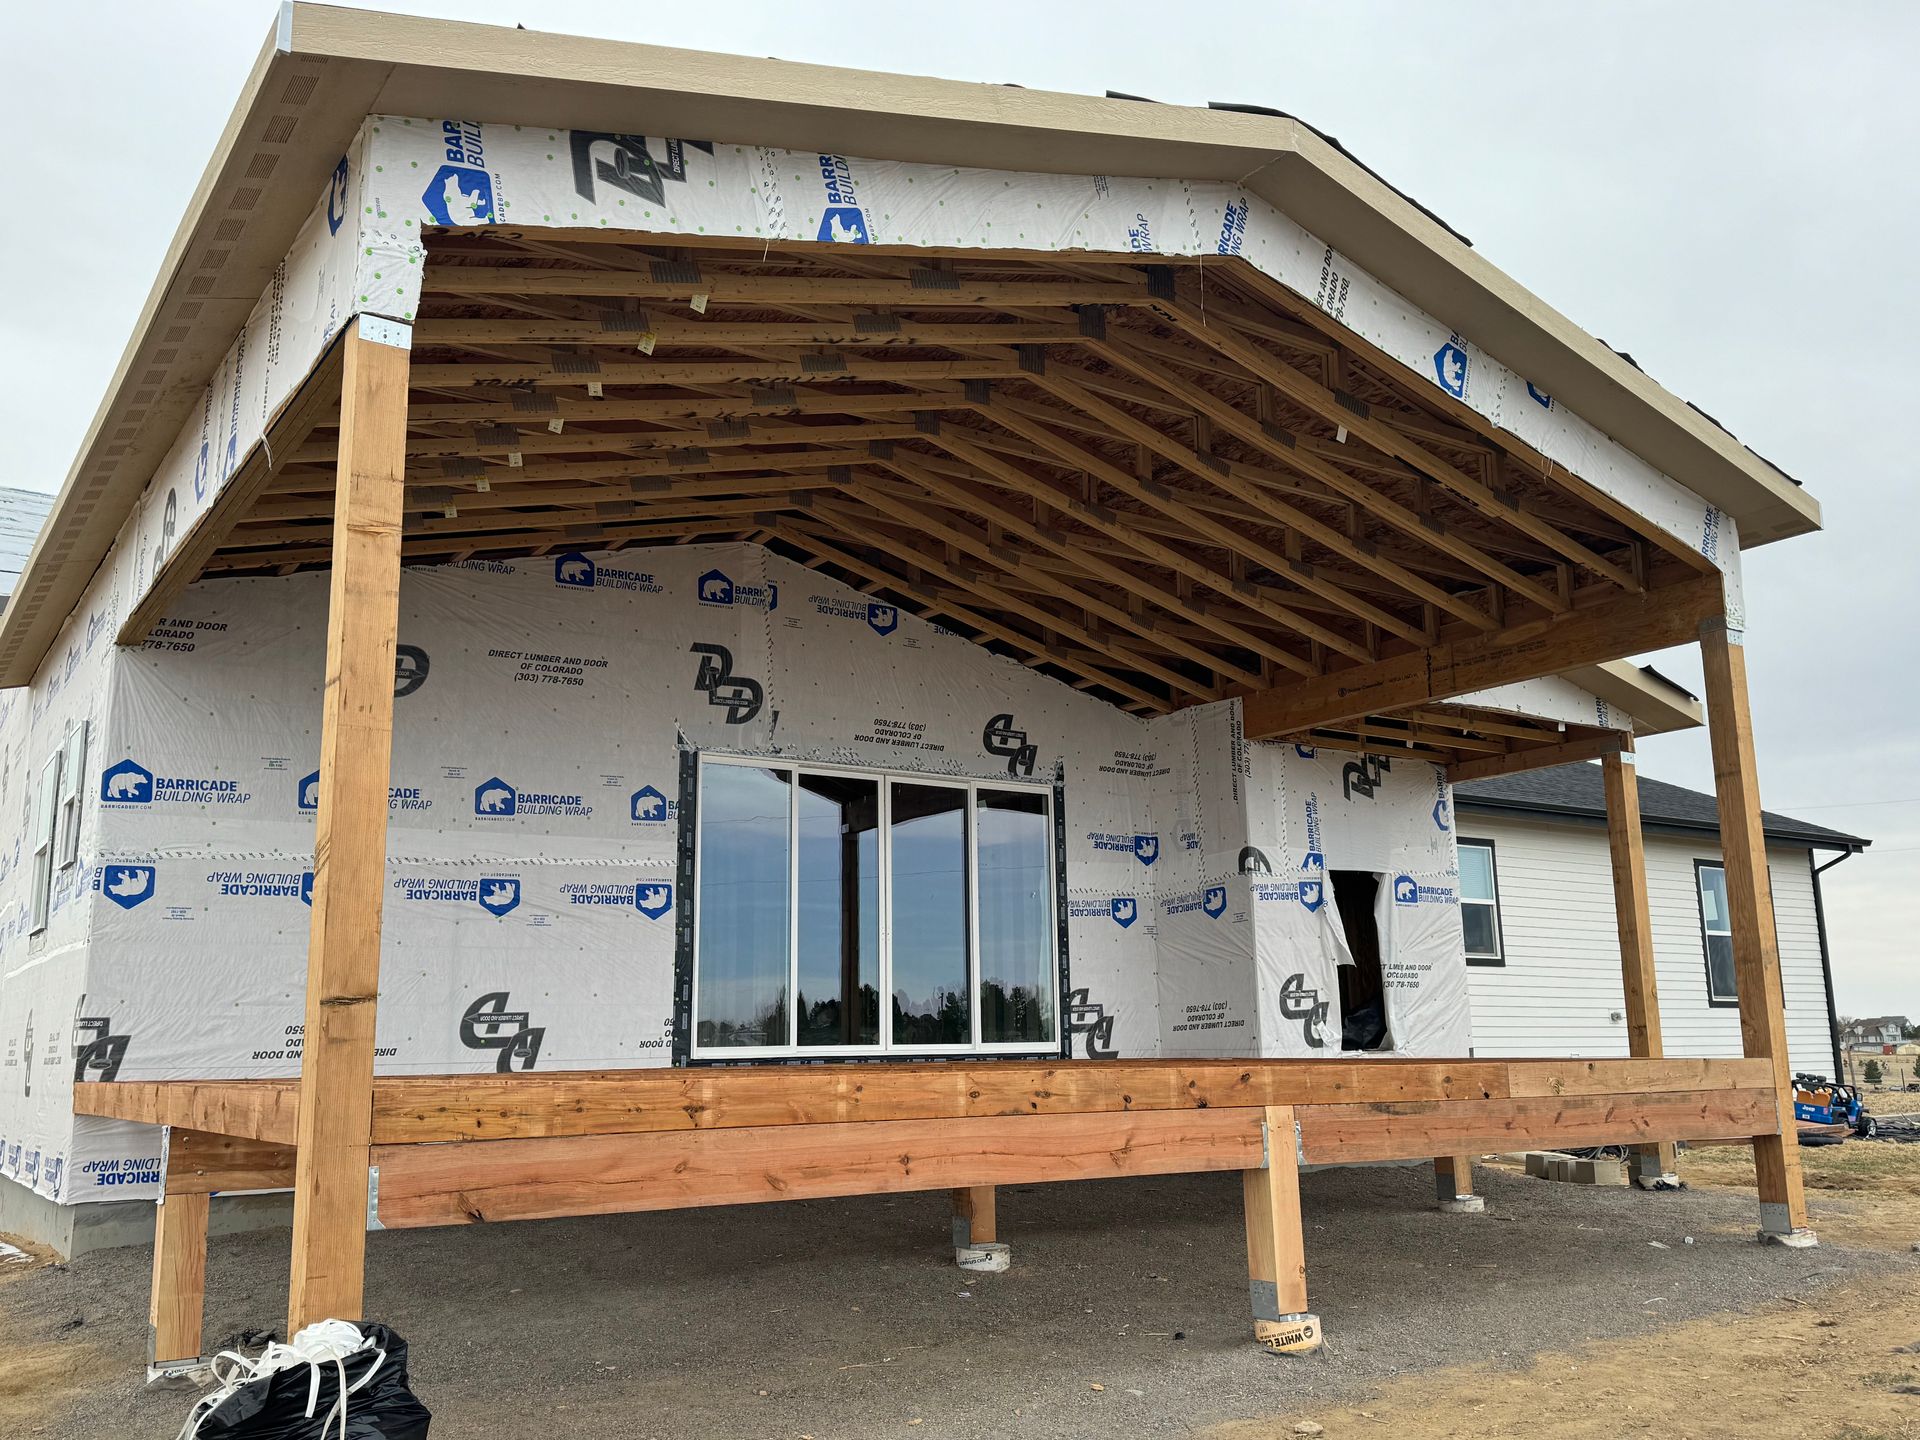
1241,572,1725,739
1295,1087,1779,1165
1603,746,1680,1185
287,315,411,1332
1444,729,1626,784
368,1109,1264,1228
1699,617,1814,1242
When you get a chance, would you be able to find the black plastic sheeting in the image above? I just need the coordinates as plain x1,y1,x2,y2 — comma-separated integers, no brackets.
188,1324,430,1440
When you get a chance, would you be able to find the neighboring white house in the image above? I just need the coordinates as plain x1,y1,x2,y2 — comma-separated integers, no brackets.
1453,762,1867,1082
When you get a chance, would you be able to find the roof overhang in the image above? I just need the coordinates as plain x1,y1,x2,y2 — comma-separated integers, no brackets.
4,3,1820,688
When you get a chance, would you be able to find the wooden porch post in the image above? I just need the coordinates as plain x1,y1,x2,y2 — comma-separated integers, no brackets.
1432,1153,1484,1213
1242,1105,1321,1353
1699,616,1814,1244
951,1185,1007,1271
149,1190,210,1371
1601,744,1681,1187
287,316,411,1330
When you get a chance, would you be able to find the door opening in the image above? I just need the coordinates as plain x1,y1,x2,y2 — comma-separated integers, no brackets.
1331,870,1390,1051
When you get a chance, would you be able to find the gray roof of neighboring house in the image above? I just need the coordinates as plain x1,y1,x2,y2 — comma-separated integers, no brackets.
0,487,53,605
1455,760,1869,851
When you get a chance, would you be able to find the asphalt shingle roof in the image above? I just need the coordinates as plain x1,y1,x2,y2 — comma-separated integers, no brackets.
1456,760,1868,851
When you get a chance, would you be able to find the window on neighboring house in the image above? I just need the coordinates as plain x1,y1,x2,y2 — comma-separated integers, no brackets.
56,721,87,869
29,750,61,935
1458,839,1504,965
1696,862,1737,1005
691,755,1059,1059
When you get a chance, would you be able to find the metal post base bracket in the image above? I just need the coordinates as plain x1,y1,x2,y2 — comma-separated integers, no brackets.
1253,1313,1323,1356
1757,1226,1820,1249
955,1242,1010,1273
1438,1194,1487,1214
146,1355,212,1388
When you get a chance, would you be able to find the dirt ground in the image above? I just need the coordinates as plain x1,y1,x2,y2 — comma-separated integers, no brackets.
3,1141,1918,1439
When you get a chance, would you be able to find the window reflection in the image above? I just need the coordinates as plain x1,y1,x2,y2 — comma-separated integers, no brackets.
890,783,970,1045
977,789,1052,1043
695,765,791,1048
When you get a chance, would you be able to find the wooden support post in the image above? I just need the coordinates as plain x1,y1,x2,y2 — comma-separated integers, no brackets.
287,316,412,1331
1432,1154,1485,1213
951,1185,996,1247
1602,745,1681,1188
1241,1105,1321,1353
150,1190,210,1371
1699,616,1815,1245
951,1184,1007,1271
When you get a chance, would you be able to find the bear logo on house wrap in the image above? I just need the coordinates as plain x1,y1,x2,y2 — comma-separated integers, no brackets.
636,882,673,919
99,760,154,804
479,878,521,916
1110,896,1137,928
1298,851,1326,913
1394,874,1419,906
422,164,496,226
1203,885,1228,918
298,771,321,812
474,778,517,817
867,602,898,636
1133,834,1158,866
554,552,596,588
630,785,668,823
102,865,155,909
698,569,734,605
818,206,868,244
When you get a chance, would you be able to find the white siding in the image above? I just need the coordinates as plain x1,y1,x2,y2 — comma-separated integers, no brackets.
1458,813,1835,1078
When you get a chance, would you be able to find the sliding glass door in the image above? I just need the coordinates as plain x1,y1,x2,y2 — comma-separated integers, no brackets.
691,756,1058,1059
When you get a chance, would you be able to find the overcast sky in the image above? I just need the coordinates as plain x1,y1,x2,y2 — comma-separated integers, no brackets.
2,2,1914,1013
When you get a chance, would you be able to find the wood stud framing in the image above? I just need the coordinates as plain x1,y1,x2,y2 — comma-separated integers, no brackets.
193,232,1720,751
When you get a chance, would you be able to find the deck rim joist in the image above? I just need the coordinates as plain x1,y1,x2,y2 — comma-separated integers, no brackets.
77,1055,1776,1149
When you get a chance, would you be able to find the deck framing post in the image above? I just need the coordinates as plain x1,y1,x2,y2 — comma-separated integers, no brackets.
1432,1153,1485,1213
1241,1105,1321,1353
149,1190,211,1373
951,1184,1008,1271
1601,744,1681,1188
286,316,412,1330
1699,616,1814,1245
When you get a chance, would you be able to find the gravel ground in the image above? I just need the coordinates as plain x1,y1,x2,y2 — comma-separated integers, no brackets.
4,1161,1899,1438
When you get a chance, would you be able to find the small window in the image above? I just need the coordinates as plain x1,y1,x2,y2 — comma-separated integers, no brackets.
56,721,87,869
29,750,61,935
1458,839,1504,966
1696,862,1737,1005
691,755,1059,1058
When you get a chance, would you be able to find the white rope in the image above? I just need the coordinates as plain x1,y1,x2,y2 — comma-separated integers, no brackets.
177,1319,387,1440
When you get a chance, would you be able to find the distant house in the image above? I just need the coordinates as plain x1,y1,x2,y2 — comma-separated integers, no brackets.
1454,761,1869,1081
1840,1016,1910,1049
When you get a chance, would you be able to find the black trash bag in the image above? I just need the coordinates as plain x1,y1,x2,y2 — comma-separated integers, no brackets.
187,1322,431,1440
